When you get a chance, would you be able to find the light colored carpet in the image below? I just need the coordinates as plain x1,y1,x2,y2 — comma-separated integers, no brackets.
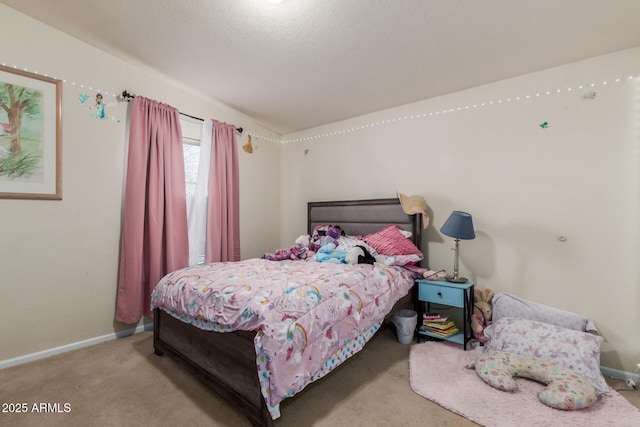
410,341,640,427
1,329,637,426
0,328,477,426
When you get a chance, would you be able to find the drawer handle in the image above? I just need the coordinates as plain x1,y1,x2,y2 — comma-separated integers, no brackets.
437,292,442,297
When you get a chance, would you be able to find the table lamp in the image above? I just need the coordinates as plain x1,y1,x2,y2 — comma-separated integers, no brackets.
440,211,475,283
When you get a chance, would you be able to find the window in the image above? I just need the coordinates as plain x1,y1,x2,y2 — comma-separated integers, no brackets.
180,116,206,265
180,116,204,199
183,137,200,198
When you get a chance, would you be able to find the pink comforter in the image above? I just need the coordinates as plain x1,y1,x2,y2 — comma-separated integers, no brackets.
151,258,417,419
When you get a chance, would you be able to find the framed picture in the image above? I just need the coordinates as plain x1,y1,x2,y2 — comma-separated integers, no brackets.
0,65,62,200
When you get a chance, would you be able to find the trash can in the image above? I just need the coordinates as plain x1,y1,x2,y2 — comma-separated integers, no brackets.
391,309,417,344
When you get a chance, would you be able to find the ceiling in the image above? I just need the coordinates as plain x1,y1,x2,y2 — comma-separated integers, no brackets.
3,0,640,135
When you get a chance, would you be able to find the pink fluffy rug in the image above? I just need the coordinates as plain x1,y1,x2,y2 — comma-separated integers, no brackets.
409,341,640,427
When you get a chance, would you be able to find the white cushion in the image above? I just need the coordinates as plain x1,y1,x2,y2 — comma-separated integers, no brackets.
491,292,598,333
484,317,609,395
473,350,599,410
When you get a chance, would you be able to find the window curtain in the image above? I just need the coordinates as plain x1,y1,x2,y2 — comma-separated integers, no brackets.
187,119,240,264
206,120,240,262
115,96,189,324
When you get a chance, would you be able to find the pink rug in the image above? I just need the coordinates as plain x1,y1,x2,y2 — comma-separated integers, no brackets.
409,341,640,427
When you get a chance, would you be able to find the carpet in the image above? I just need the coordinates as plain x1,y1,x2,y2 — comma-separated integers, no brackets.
409,341,640,427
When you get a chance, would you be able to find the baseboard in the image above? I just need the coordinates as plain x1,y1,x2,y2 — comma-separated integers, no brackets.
0,323,153,370
601,366,640,383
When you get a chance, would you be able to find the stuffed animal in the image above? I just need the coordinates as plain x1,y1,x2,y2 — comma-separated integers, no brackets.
345,244,376,265
295,234,311,249
310,225,345,250
311,243,346,264
262,234,312,261
471,287,494,344
295,234,313,259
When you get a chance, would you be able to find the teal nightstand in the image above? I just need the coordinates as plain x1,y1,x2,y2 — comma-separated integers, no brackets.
415,279,474,350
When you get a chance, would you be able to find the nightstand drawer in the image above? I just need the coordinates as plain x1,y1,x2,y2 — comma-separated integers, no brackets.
418,282,464,307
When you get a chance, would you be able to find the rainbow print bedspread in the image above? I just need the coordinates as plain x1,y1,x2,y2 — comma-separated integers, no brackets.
151,258,416,419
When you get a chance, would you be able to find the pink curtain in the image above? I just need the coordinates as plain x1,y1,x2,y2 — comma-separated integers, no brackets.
115,96,189,324
204,120,240,263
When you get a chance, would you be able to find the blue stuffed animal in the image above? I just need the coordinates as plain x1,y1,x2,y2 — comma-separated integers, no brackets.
311,243,346,264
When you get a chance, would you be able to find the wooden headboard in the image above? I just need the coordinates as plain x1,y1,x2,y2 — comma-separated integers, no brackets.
307,198,422,251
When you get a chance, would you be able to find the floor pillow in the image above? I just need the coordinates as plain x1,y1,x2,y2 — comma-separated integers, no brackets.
472,350,599,410
483,317,609,395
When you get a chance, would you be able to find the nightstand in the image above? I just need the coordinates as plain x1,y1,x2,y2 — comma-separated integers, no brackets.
415,279,474,350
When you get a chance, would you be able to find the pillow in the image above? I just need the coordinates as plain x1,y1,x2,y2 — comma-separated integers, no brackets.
491,292,598,333
484,317,609,395
374,254,422,267
364,225,423,258
473,350,599,410
399,230,413,239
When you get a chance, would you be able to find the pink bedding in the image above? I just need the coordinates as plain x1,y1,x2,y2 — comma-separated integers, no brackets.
151,258,417,419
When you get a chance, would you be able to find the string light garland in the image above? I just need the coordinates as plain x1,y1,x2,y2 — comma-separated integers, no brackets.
3,62,637,144
275,74,639,144
1,62,280,139
245,133,281,143
0,62,120,101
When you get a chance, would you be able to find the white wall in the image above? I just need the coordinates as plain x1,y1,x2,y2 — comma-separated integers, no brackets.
281,48,640,372
0,5,281,361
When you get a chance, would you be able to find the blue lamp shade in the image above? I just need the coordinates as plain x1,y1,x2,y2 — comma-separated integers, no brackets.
440,211,475,240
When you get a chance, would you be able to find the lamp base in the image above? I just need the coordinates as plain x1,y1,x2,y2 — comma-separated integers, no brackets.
446,276,468,283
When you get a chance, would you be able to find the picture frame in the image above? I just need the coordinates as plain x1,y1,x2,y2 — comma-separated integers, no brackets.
0,65,62,200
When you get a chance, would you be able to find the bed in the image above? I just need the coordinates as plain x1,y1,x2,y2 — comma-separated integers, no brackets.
152,197,423,426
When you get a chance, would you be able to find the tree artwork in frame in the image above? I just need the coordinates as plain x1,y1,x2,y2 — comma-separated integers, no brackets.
0,65,62,200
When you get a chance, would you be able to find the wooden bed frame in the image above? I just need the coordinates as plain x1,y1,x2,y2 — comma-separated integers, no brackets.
153,198,422,426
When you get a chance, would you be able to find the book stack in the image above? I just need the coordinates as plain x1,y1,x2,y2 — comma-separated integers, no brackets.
421,313,459,338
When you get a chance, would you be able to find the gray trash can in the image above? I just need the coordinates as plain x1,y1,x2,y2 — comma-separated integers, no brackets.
391,309,417,344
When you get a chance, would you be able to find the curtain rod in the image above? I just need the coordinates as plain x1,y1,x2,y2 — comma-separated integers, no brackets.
119,90,243,135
